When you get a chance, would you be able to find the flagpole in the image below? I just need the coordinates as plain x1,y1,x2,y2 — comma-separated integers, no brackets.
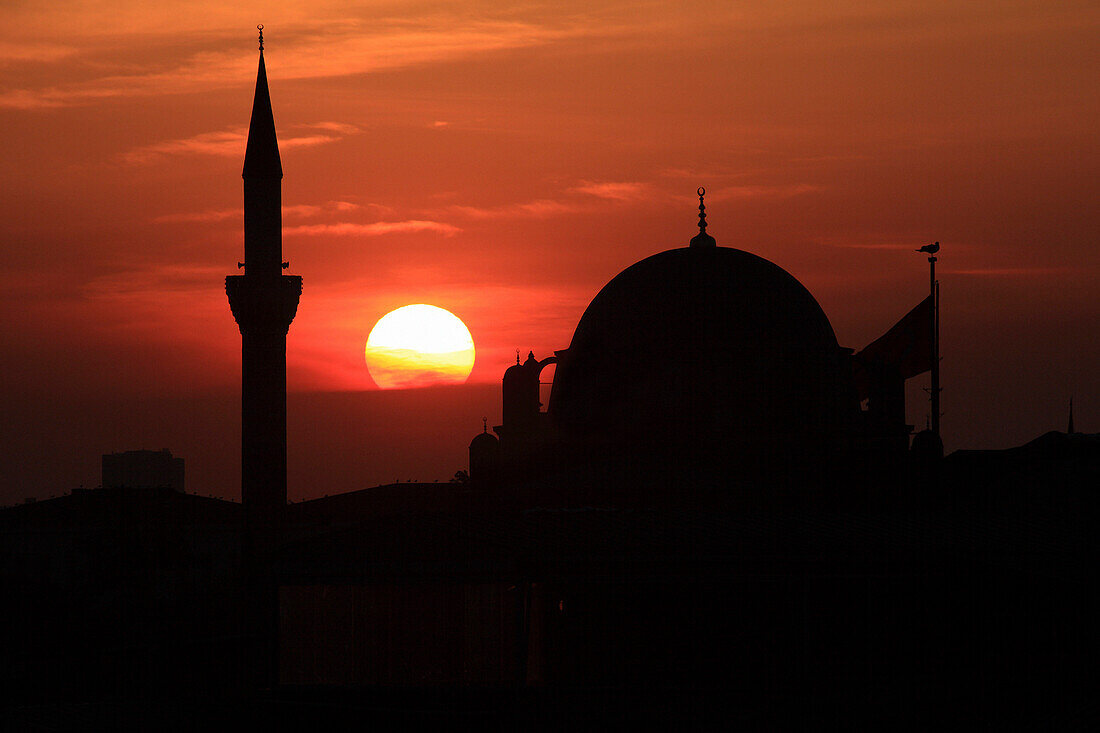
929,246,940,437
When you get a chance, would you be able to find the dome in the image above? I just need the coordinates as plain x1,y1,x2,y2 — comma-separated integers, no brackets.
548,245,857,483
909,429,943,461
470,430,499,451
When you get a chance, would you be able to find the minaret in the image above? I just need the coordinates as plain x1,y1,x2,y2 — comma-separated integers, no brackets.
226,27,302,515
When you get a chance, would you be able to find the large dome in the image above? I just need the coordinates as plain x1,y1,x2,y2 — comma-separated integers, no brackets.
548,245,857,485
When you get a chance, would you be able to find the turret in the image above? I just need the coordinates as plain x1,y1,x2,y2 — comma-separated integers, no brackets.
502,351,541,432
469,418,500,490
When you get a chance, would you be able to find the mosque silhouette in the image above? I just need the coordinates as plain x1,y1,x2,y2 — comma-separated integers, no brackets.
0,34,1095,728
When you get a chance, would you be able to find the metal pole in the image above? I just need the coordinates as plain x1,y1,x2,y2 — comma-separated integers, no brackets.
930,254,940,436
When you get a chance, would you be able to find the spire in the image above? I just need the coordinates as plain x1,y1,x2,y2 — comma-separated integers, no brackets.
1068,397,1075,434
243,25,282,179
689,187,716,248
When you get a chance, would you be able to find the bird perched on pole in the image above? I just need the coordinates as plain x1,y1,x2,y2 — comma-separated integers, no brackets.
917,241,940,254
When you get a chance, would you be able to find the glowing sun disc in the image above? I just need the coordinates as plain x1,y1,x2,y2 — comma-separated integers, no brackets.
365,304,475,389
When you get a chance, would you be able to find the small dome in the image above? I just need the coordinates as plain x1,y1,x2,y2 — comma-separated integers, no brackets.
470,430,499,450
910,429,943,461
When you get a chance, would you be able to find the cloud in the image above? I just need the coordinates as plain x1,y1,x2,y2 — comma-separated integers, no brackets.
442,180,664,221
707,184,822,201
156,199,361,224
441,180,815,223
0,41,76,64
284,220,460,237
824,242,915,250
297,122,360,135
282,205,323,219
80,264,226,298
0,16,605,110
446,199,589,220
570,181,654,201
123,122,355,163
943,268,1071,277
154,208,238,224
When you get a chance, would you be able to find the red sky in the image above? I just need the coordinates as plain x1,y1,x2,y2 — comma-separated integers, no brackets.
1,1,1097,502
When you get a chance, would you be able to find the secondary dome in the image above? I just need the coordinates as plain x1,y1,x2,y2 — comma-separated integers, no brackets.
548,243,857,484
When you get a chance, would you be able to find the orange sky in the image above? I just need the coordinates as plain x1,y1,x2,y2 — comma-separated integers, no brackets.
1,1,1097,501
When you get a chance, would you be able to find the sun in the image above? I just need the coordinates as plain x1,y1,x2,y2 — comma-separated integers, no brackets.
364,304,475,389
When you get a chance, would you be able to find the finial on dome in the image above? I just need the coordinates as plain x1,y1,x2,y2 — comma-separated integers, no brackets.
516,349,521,365
689,186,716,248
257,24,264,52
482,417,488,433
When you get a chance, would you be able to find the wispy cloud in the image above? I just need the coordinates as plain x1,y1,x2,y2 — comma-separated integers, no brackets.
446,199,589,220
123,122,355,163
0,17,604,110
298,122,360,135
285,220,460,237
943,267,1071,277
80,264,226,298
442,180,663,220
156,199,361,224
824,242,915,250
707,184,822,201
154,208,238,224
569,181,655,201
0,41,77,64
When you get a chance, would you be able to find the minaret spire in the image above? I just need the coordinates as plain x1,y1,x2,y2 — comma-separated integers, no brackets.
240,27,285,279
243,26,282,182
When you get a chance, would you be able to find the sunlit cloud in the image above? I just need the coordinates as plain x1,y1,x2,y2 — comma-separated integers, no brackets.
825,242,916,250
80,264,226,298
446,199,589,220
443,181,663,221
442,180,816,224
0,41,77,64
285,220,460,237
0,16,607,110
156,200,360,224
570,181,654,201
943,268,1072,277
155,208,238,224
122,121,358,163
298,121,360,135
707,184,822,201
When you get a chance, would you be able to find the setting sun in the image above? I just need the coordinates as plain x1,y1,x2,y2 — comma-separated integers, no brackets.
364,304,475,389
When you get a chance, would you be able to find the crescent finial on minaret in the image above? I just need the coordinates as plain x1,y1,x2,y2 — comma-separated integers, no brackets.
257,24,264,52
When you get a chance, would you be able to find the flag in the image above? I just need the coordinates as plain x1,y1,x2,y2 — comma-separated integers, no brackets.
853,294,933,399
